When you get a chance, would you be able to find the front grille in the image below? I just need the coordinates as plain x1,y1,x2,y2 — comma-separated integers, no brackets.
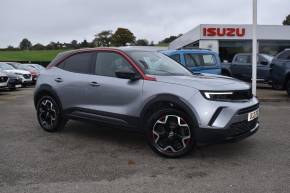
230,89,253,101
23,74,31,79
8,78,21,84
228,119,258,137
238,103,259,115
0,76,8,83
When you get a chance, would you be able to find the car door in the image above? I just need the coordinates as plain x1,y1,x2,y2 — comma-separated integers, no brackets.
257,55,271,81
52,52,94,110
84,51,143,123
231,54,251,81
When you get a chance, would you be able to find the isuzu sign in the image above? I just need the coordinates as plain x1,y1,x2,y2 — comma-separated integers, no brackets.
203,27,246,37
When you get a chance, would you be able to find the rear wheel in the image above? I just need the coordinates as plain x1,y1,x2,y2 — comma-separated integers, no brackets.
36,95,66,132
145,108,196,158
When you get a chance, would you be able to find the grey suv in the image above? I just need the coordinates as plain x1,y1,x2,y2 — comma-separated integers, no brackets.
34,48,259,157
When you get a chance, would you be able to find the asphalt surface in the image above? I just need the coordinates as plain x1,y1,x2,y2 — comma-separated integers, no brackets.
0,88,289,193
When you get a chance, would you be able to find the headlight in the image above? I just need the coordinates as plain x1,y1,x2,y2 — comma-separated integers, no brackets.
201,90,253,101
201,91,234,101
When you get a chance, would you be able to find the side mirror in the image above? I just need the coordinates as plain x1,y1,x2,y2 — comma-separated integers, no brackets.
115,69,140,80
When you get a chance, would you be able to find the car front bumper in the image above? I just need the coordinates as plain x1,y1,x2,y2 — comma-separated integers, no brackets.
0,81,8,88
188,92,260,143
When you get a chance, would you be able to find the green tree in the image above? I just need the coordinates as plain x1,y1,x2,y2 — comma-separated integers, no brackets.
19,38,32,50
93,30,112,47
80,39,89,48
111,28,136,46
31,43,46,50
283,14,290,25
159,34,182,44
71,40,79,49
135,39,149,46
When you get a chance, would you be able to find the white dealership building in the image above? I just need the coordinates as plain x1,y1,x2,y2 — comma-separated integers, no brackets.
169,24,290,62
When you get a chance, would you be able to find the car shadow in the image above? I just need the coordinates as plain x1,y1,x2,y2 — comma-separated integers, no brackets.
60,120,257,159
61,120,146,149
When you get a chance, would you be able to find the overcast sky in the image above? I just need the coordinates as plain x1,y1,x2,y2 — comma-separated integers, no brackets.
0,0,289,48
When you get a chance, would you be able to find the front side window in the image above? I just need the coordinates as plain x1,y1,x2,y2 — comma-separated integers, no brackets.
277,50,290,60
185,54,216,67
58,52,93,74
94,52,134,77
127,51,192,76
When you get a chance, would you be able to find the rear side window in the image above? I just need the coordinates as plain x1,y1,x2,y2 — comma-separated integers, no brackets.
58,52,93,74
169,54,181,63
277,50,290,60
235,55,250,64
94,52,134,77
185,53,216,67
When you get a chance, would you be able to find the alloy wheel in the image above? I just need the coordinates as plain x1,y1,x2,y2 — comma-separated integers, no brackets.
152,115,191,153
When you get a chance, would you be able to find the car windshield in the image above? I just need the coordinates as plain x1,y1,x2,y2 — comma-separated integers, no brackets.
260,54,274,61
0,63,15,70
127,51,192,76
32,64,45,70
19,65,34,71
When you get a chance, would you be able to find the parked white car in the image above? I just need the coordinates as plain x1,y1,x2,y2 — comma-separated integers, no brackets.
0,62,33,86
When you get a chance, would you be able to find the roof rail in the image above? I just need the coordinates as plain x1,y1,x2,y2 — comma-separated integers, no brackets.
177,47,211,51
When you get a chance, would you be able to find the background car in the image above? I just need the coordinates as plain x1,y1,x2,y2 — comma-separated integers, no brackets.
161,49,222,75
270,49,290,95
222,53,273,84
0,62,33,86
22,63,46,72
17,64,40,83
0,71,9,89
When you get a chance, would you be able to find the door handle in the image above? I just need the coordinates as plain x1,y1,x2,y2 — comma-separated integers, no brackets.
89,81,100,87
54,78,63,83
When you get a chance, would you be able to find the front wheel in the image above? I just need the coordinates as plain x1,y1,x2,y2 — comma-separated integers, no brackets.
36,95,66,132
145,108,196,158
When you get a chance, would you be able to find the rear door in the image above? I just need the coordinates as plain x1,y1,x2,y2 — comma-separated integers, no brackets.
53,52,94,110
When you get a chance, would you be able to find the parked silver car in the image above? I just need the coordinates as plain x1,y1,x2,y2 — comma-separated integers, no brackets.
34,48,259,157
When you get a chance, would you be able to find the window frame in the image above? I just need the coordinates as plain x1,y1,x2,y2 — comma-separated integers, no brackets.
169,54,181,64
57,51,95,74
235,54,251,65
277,50,290,60
184,53,217,68
93,51,140,78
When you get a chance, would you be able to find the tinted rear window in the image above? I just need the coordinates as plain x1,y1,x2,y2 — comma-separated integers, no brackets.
58,52,93,74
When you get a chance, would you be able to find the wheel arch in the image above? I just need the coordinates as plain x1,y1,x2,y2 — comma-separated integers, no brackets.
34,84,62,110
139,94,198,129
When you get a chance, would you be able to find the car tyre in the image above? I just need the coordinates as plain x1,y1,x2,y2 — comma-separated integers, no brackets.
145,108,196,158
36,95,66,132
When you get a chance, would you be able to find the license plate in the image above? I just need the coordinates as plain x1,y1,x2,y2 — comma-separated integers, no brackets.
15,84,21,88
248,109,259,121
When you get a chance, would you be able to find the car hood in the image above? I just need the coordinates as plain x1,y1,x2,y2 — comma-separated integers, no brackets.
155,73,250,91
4,69,30,75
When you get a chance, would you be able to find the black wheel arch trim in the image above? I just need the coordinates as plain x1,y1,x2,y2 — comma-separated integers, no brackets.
34,84,62,111
139,94,199,129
